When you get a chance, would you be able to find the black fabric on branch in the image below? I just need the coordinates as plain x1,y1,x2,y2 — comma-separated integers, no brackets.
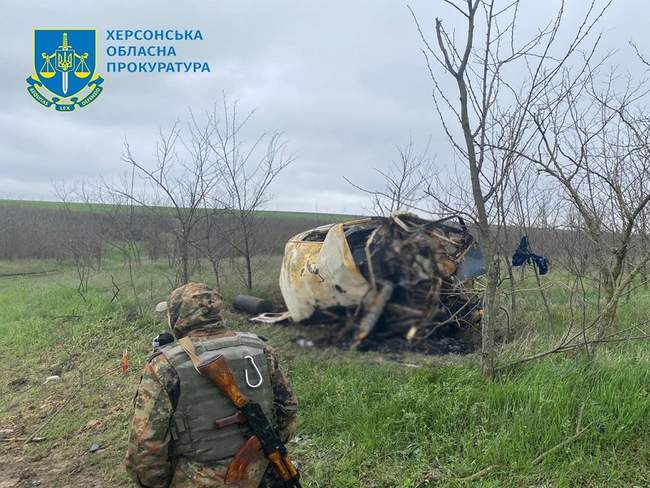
512,235,549,275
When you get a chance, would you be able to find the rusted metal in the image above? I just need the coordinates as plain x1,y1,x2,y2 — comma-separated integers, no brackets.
353,281,394,347
275,213,485,351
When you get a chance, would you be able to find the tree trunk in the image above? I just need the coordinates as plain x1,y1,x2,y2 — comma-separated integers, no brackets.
241,220,253,291
180,235,190,284
209,256,222,291
481,253,500,378
598,269,617,338
243,242,252,291
505,258,516,336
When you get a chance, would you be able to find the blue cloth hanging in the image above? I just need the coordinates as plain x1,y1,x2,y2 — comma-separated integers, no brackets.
512,235,549,275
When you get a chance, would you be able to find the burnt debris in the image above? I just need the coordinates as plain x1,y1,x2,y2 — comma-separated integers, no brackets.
276,213,485,354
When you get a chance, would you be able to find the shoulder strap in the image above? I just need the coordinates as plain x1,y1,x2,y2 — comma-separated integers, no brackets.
177,333,265,368
177,336,201,372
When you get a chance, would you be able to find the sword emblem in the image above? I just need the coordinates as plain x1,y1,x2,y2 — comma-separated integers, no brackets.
39,32,91,96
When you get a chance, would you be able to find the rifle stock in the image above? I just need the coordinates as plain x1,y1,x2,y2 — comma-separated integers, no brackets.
198,353,302,487
197,354,247,408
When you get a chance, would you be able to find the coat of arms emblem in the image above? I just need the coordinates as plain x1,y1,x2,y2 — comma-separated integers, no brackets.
27,29,104,111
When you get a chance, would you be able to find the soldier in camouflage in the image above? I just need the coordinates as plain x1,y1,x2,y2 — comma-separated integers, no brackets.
125,283,298,488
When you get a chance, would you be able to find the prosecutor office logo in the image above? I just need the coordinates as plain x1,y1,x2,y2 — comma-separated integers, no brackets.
26,29,104,111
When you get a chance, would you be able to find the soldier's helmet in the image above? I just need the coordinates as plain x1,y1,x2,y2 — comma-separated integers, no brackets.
155,282,226,337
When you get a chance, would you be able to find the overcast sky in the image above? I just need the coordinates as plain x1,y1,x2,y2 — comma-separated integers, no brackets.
0,0,647,214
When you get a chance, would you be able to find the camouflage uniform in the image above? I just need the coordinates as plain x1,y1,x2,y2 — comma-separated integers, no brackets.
125,283,298,488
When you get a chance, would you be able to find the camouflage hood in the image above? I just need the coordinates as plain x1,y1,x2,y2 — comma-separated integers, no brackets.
156,282,226,337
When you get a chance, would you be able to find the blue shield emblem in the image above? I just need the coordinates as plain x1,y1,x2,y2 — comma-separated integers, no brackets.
34,30,96,98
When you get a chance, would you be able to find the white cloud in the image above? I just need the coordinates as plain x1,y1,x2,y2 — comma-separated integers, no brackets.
0,0,646,213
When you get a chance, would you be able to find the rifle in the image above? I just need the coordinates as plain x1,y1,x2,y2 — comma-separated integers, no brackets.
198,354,302,487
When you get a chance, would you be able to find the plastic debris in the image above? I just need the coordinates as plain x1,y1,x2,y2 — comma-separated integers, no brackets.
121,350,129,375
295,338,315,348
512,235,549,275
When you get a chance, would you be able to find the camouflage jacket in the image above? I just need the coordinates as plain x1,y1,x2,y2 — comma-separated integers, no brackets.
124,325,298,488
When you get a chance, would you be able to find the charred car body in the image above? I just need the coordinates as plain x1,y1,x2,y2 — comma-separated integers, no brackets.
276,213,485,353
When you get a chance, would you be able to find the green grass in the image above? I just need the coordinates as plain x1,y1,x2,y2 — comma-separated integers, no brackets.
295,358,650,487
1,258,649,487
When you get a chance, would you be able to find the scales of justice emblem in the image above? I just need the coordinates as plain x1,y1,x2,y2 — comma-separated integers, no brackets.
27,29,104,111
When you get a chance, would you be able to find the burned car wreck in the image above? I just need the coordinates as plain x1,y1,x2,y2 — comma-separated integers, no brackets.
268,213,486,354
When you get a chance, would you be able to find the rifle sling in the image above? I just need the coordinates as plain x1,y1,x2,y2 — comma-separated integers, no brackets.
177,336,202,373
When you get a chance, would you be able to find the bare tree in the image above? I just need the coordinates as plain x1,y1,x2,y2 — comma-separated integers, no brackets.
113,116,219,285
52,181,104,300
409,0,611,376
499,162,560,329
96,172,151,315
197,207,227,289
521,66,650,337
208,95,294,291
346,137,433,216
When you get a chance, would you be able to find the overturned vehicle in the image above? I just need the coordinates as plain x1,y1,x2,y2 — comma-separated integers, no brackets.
273,213,486,353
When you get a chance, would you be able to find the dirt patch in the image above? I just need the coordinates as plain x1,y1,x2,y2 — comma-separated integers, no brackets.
7,378,28,391
291,320,478,355
0,442,96,488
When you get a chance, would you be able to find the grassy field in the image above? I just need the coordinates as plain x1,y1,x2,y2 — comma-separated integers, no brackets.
0,198,358,222
1,257,649,487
